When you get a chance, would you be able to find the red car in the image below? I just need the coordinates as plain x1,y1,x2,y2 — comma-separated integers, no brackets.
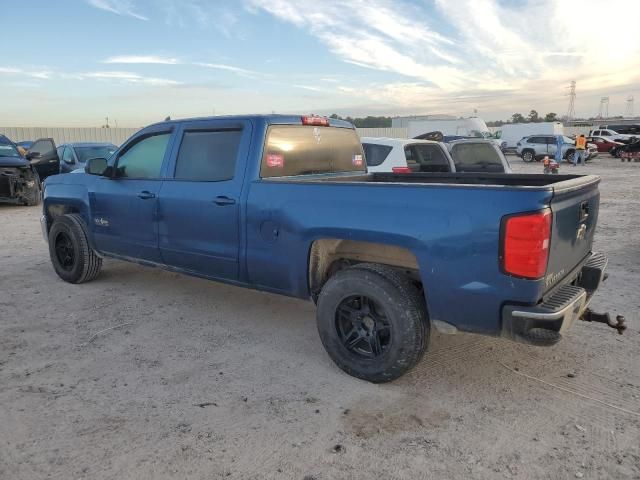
588,136,624,153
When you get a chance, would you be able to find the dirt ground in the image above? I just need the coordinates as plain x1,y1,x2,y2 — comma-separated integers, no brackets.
1,157,638,480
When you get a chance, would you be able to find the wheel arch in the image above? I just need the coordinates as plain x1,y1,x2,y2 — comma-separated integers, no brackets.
308,238,421,297
44,201,95,249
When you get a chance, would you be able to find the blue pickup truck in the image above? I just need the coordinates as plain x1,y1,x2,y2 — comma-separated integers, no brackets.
41,115,611,382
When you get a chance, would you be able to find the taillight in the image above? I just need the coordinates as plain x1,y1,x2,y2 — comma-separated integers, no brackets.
501,210,551,279
301,115,329,126
392,166,413,173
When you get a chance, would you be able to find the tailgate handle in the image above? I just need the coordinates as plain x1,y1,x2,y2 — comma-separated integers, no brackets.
579,201,589,222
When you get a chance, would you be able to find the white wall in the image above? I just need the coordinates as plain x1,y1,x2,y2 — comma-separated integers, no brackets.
0,127,140,146
357,127,408,138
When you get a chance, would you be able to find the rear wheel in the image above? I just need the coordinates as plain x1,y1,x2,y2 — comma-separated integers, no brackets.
521,150,534,162
48,214,102,283
316,263,429,383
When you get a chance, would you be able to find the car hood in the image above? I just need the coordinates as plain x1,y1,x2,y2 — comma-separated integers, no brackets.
0,155,30,168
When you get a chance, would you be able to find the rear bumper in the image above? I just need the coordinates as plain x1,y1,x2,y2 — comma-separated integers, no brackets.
501,252,607,346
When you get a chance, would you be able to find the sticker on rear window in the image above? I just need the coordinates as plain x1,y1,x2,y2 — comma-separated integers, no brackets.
266,153,284,168
352,154,363,167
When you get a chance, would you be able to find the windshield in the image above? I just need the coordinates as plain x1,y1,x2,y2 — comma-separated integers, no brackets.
450,142,505,172
562,136,575,143
0,138,21,158
75,145,117,163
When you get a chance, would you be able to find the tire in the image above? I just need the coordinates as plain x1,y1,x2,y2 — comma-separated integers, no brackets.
521,150,534,162
48,214,102,284
565,150,575,163
316,263,429,383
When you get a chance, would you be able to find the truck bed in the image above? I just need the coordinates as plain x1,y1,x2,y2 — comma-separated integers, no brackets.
269,171,600,191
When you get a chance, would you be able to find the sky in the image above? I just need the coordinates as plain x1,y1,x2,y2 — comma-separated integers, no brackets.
2,0,639,127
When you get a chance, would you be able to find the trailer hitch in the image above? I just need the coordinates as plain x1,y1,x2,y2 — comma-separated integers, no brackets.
580,308,626,335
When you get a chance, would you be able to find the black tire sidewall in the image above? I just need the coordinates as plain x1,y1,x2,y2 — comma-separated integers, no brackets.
317,268,426,382
48,217,86,283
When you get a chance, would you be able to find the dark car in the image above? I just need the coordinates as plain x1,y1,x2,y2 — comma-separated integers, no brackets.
57,142,117,174
599,124,640,136
24,138,61,180
0,135,41,206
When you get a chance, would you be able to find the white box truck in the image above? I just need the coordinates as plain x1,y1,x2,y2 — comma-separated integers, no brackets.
498,122,564,151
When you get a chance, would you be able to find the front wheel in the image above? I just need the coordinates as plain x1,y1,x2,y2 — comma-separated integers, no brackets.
521,150,534,162
48,214,103,283
565,150,575,163
316,263,429,383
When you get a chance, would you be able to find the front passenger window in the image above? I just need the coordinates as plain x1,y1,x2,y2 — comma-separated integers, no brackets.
116,133,170,179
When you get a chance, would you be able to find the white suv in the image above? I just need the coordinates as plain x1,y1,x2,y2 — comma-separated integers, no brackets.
361,137,511,173
588,128,632,143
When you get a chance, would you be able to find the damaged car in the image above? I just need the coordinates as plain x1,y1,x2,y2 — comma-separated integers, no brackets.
0,134,41,206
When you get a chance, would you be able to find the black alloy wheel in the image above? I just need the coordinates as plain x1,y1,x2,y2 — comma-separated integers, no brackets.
335,295,391,359
54,231,76,271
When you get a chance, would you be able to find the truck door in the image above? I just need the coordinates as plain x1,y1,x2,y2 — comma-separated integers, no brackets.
27,138,59,179
157,120,250,280
91,130,173,263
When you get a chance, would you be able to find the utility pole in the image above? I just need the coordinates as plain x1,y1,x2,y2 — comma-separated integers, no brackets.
598,97,609,119
566,81,576,121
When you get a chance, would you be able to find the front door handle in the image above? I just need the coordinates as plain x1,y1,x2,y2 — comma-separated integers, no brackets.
213,196,236,206
137,191,156,200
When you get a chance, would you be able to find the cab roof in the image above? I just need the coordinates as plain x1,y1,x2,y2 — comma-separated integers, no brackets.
145,114,354,130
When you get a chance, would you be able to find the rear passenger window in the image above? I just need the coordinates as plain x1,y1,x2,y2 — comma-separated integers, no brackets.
362,143,393,167
175,130,241,181
404,144,450,172
116,133,170,179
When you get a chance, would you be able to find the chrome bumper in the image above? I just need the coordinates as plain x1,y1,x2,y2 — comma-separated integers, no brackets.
502,252,607,346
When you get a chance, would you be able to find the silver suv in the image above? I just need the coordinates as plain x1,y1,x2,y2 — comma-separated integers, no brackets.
516,135,597,162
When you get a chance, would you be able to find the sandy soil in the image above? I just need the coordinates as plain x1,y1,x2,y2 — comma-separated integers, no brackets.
1,157,638,479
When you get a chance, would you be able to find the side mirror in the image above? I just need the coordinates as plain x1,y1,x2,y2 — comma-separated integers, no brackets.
64,157,75,165
86,157,108,175
25,151,40,161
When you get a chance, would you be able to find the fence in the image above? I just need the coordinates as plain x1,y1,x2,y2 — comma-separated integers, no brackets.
1,125,597,147
0,127,140,146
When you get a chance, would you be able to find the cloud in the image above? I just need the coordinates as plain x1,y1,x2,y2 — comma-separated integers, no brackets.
194,62,265,78
246,0,640,118
86,0,148,21
82,71,180,86
102,55,181,64
0,67,53,79
161,1,241,38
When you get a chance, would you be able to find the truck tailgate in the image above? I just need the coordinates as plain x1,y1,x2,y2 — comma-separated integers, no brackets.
545,177,600,291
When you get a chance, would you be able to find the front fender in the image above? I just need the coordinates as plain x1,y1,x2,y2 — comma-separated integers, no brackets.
43,182,95,248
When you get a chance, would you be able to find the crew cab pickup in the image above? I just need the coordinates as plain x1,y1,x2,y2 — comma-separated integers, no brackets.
41,115,610,382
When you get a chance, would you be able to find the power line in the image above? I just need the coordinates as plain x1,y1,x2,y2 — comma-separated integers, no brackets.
597,97,609,119
566,81,576,120
625,95,634,117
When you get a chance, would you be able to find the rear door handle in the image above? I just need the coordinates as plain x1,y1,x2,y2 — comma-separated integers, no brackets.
137,191,156,200
213,196,236,206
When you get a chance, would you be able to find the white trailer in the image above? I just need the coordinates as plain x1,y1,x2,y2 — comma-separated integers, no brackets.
407,117,492,139
497,122,564,150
